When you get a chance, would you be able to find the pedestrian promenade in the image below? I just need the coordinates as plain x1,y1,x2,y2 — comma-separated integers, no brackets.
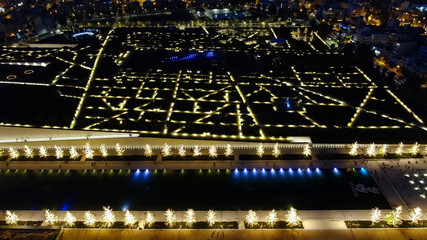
1,157,426,234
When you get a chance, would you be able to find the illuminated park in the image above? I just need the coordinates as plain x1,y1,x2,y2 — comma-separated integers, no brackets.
0,19,426,240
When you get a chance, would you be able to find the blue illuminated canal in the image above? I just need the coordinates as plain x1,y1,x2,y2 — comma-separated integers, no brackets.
0,168,390,210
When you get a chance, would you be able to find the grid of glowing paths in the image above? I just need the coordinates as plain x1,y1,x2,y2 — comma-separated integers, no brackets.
76,64,426,140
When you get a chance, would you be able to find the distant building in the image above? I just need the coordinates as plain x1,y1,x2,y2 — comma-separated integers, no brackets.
393,36,417,56
33,16,46,36
411,46,427,80
393,0,410,11
353,27,397,45
204,9,246,20
350,4,366,18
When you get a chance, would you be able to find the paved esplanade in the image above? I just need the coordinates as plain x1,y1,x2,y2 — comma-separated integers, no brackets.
1,133,426,233
2,158,427,229
1,156,426,215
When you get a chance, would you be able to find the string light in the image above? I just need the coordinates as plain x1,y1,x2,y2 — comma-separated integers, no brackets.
207,210,216,227
144,144,153,157
370,207,381,225
193,145,201,157
124,210,137,227
385,206,402,227
184,209,196,227
303,144,311,157
245,210,258,227
379,144,388,156
409,142,420,156
162,143,172,157
178,145,186,157
224,144,233,157
83,143,94,159
409,207,423,224
285,207,301,227
5,211,19,225
8,147,19,159
64,211,76,227
366,143,376,157
39,146,48,158
54,146,63,159
100,144,108,157
208,145,218,158
266,209,278,227
395,142,404,155
84,211,96,227
349,142,359,156
69,146,79,159
256,143,264,158
272,142,281,158
146,211,155,228
102,206,116,228
24,145,34,158
115,143,125,156
165,209,176,228
44,209,58,226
